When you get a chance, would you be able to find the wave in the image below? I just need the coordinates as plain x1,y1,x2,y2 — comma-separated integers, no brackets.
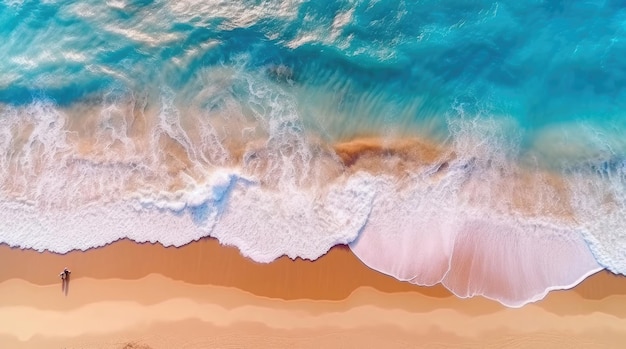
0,86,622,307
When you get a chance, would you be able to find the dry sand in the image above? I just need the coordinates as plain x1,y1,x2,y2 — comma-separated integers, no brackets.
0,239,625,348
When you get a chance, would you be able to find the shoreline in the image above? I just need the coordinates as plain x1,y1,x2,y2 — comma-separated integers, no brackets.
1,237,626,304
0,238,625,348
0,238,450,300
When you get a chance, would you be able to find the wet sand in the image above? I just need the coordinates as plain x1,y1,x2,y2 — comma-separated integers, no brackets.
0,239,625,348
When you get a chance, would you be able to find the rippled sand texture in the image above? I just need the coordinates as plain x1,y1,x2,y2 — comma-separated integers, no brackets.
0,240,625,348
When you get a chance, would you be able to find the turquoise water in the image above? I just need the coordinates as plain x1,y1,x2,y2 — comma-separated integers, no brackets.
1,0,625,306
3,1,625,137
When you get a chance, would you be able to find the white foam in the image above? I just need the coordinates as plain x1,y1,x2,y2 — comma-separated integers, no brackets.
133,170,237,212
567,166,626,274
348,171,460,285
442,218,602,307
350,196,603,307
529,120,626,274
0,170,375,265
350,115,606,307
210,172,376,262
0,77,622,309
0,71,377,263
0,199,212,252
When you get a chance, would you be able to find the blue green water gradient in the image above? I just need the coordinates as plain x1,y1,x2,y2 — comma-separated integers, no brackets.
0,0,624,306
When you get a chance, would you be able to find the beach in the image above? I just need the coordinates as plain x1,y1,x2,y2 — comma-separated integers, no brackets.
1,239,625,348
2,1,626,348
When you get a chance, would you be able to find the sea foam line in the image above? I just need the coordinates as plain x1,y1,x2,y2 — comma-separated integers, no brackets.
0,93,624,308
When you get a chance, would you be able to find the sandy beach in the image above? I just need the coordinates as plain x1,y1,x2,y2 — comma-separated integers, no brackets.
3,1,626,348
0,239,625,348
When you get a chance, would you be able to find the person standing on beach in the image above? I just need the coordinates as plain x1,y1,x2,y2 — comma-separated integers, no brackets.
60,267,71,279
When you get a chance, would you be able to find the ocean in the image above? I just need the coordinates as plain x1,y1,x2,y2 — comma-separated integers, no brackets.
1,0,625,307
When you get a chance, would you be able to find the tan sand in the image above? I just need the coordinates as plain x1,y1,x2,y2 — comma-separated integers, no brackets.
0,239,451,300
0,239,625,348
